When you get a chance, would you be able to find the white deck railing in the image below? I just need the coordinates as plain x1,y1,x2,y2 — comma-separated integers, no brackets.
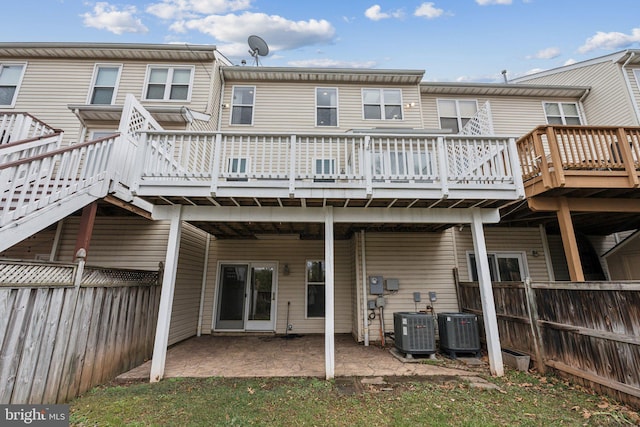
0,135,116,227
0,112,59,146
0,132,65,164
132,130,523,199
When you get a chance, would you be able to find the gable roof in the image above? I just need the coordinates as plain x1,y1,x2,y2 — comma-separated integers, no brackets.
512,49,640,83
221,66,425,85
0,42,217,62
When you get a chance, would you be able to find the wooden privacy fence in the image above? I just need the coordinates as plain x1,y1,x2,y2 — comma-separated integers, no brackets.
0,258,162,404
456,274,640,408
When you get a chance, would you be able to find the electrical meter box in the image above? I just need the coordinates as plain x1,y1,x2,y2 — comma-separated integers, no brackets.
368,275,384,295
385,278,399,291
367,300,376,310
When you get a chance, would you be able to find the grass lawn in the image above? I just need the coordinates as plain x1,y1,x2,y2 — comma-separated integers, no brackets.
70,370,639,426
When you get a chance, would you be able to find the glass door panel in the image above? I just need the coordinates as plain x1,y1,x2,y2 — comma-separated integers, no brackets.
215,264,248,330
245,264,276,331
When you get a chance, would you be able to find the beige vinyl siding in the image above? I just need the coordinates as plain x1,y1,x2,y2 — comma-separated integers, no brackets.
453,227,550,282
201,239,353,335
629,66,640,123
168,223,208,345
519,61,637,126
220,82,423,133
358,231,458,341
420,93,582,136
546,235,570,281
605,234,640,280
0,225,58,260
7,57,215,145
50,215,208,344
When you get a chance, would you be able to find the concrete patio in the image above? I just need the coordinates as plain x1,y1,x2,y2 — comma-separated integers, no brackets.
118,334,490,381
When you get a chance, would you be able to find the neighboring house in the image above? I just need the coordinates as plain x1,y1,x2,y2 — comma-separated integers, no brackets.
507,50,640,281
2,43,639,383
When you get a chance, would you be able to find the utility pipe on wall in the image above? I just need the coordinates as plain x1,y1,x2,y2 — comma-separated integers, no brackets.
197,234,211,336
360,230,369,346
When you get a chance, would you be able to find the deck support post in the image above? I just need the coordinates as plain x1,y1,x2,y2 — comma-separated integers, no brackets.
470,209,504,376
150,205,183,382
556,197,584,282
324,206,335,380
73,202,97,260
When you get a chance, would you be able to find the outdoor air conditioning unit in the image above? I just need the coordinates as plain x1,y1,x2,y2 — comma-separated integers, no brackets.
437,312,481,358
393,312,436,355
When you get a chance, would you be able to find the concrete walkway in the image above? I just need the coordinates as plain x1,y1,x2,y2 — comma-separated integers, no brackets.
118,334,490,382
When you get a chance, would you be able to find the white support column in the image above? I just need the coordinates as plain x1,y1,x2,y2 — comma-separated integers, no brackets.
150,205,183,382
470,209,504,377
324,206,335,380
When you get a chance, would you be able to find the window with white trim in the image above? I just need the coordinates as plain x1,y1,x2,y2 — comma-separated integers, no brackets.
231,86,255,125
543,102,582,125
437,99,478,133
316,87,338,126
0,63,26,107
306,260,325,318
89,65,121,105
467,252,526,282
363,88,403,120
144,66,193,101
228,157,249,174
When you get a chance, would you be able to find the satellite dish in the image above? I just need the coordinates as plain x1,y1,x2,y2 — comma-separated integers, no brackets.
248,35,269,66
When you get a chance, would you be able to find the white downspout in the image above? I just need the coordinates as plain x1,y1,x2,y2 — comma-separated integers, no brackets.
197,234,211,336
620,52,640,125
360,230,369,346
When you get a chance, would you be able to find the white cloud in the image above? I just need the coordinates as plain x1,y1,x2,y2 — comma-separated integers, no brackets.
146,0,251,20
364,4,404,21
526,47,561,60
288,58,377,68
578,28,640,53
563,58,577,66
414,3,444,19
82,2,148,35
475,0,512,5
172,12,335,55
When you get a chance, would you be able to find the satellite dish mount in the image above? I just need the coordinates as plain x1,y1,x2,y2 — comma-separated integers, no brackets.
248,35,269,66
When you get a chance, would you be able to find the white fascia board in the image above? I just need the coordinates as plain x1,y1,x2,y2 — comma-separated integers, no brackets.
152,205,500,224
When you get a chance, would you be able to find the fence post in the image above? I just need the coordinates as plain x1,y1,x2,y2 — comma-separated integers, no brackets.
523,277,546,373
437,136,449,199
364,136,373,197
289,135,297,197
73,249,86,288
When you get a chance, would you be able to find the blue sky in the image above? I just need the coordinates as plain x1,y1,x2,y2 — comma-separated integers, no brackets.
3,0,640,82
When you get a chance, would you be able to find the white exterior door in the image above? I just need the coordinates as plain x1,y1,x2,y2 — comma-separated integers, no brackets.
215,262,277,331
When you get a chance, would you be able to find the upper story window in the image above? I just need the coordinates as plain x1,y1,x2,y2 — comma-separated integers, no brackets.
543,102,581,125
316,87,338,126
231,86,255,125
88,65,122,105
437,99,478,133
0,63,26,107
144,66,193,101
363,88,402,120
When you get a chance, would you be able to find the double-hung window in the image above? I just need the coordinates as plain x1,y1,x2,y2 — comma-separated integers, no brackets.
0,63,26,107
306,260,325,318
437,99,478,133
231,86,255,125
468,252,526,282
363,88,402,120
543,102,581,125
144,66,193,101
88,64,121,105
316,87,338,126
